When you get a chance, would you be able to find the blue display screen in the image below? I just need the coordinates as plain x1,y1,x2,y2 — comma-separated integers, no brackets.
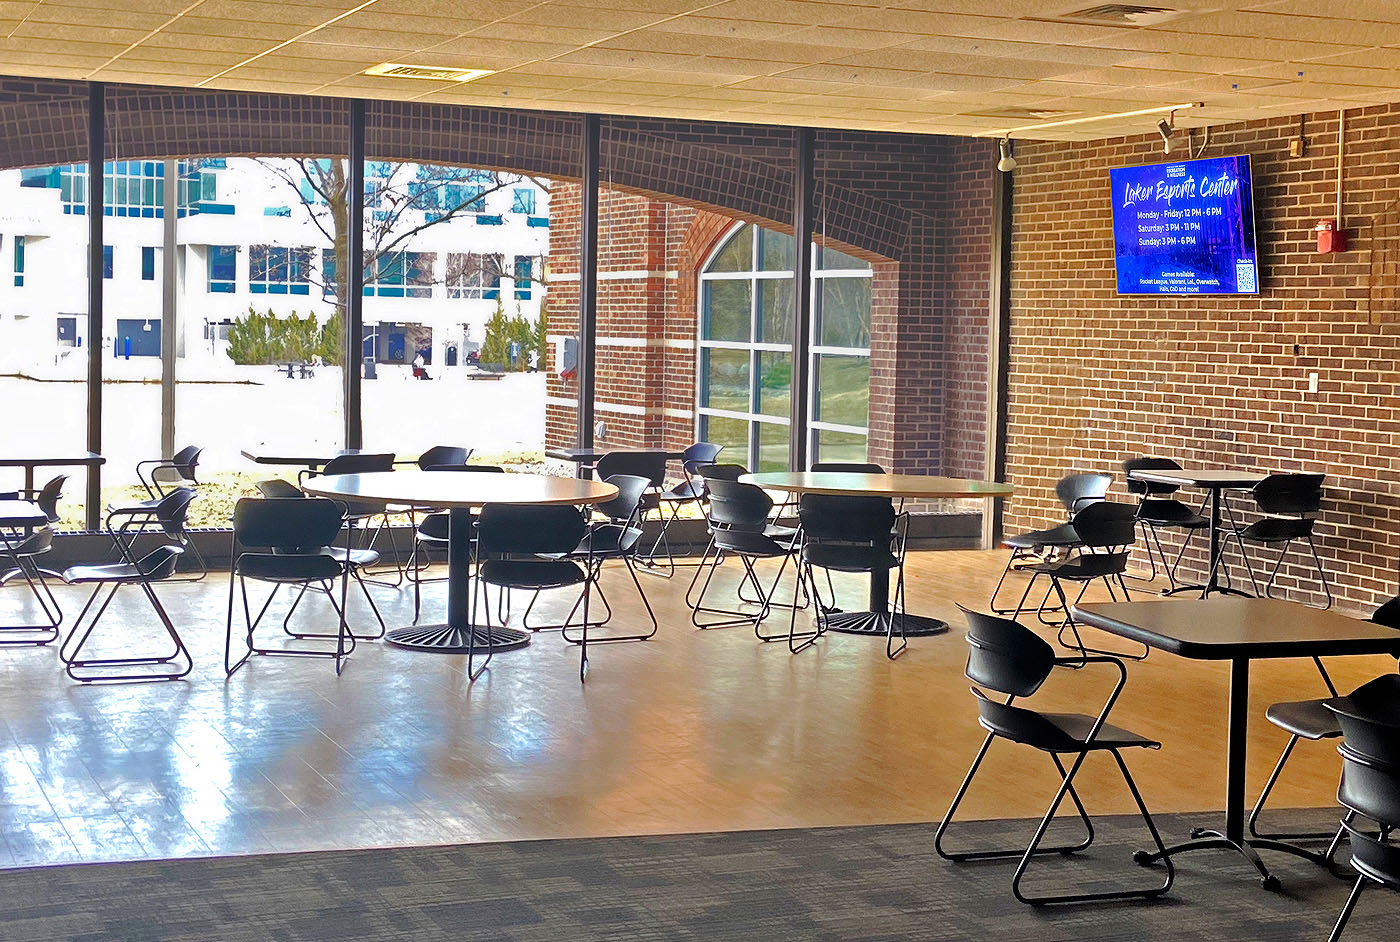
1110,154,1258,295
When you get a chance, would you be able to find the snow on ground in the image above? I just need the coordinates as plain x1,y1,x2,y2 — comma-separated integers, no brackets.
0,365,547,487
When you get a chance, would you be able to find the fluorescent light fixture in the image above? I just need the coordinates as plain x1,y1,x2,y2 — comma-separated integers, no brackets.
365,63,495,83
982,102,1203,137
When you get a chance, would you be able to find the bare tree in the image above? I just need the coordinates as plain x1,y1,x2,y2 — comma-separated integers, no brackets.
257,159,550,352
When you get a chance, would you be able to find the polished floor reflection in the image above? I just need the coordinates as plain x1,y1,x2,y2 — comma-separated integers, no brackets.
0,549,1384,867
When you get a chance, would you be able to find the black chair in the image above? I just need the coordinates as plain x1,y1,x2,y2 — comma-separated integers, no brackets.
989,472,1112,615
595,451,672,577
1247,598,1400,852
253,480,386,640
107,471,210,582
792,491,908,659
0,473,66,585
1323,674,1400,940
301,452,401,589
525,474,659,639
935,607,1173,906
137,444,203,499
225,496,355,677
0,526,62,644
690,478,805,646
408,465,504,623
655,441,724,529
1122,457,1209,592
1214,472,1331,609
683,463,801,611
1011,501,1143,660
58,489,195,683
475,503,597,680
416,445,473,470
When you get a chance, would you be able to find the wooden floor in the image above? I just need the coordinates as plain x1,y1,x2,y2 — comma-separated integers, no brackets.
0,548,1386,867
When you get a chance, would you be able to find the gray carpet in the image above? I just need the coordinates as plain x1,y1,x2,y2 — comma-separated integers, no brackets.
0,812,1389,941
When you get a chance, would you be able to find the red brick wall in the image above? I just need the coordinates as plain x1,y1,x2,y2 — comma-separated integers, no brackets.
1006,105,1400,615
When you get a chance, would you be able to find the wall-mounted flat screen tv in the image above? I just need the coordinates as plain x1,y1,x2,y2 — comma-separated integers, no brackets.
1110,154,1258,295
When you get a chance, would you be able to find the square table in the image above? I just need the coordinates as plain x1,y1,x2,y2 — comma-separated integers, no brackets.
1073,597,1400,889
0,452,105,494
239,446,372,469
1127,468,1265,598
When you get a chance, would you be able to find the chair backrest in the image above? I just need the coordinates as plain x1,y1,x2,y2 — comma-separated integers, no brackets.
418,445,472,470
1326,674,1400,827
35,474,66,522
811,462,885,473
1253,472,1324,516
233,497,344,552
595,451,668,487
171,444,203,480
317,453,395,476
695,463,748,483
596,474,650,524
1069,500,1137,548
1122,457,1182,497
705,479,773,533
1055,472,1113,514
959,606,1057,698
1372,596,1400,631
256,479,303,499
135,545,184,581
477,503,587,556
152,487,197,538
680,442,723,475
798,493,895,544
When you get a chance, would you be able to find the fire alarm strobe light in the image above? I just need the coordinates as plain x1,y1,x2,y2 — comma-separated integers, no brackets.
1315,218,1347,254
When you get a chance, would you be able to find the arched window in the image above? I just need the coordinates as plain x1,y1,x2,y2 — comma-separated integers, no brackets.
696,222,871,469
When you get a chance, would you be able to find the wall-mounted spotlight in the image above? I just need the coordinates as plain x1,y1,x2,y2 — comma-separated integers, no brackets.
996,137,1017,173
1157,112,1176,155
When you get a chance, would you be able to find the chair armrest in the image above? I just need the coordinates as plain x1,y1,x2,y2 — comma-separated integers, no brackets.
1052,655,1129,743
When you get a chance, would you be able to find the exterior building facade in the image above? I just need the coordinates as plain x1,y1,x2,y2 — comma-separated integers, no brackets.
0,158,549,376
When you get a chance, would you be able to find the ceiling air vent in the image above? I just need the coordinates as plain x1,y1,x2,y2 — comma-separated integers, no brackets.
364,63,494,82
1038,4,1185,26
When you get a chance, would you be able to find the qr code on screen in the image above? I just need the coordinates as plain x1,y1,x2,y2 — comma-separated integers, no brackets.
1235,260,1257,293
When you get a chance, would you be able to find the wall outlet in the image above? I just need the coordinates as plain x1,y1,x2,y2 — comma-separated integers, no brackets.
1308,372,1319,394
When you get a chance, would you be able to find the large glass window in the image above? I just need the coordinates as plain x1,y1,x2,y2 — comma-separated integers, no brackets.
696,222,873,469
249,245,312,295
207,245,236,293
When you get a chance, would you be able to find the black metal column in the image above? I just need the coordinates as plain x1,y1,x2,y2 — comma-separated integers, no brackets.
981,155,1013,549
85,83,104,531
344,100,365,449
789,128,815,470
577,114,600,456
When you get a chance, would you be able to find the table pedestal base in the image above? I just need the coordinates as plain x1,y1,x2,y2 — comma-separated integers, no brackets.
1130,825,1332,891
1161,583,1254,599
386,623,530,653
824,611,948,637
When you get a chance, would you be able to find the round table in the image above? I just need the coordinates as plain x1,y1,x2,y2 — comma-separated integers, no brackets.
739,472,1015,638
302,471,618,653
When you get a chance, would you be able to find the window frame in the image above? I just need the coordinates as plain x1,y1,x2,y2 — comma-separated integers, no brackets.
696,221,873,470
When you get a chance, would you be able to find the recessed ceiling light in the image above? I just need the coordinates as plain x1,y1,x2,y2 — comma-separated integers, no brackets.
364,63,495,82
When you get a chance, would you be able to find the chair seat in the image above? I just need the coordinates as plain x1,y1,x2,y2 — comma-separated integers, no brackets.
986,711,1161,751
238,553,343,583
7,529,53,559
1003,523,1080,550
1022,552,1129,580
1239,517,1313,543
660,480,704,502
479,558,586,589
1138,498,1208,528
569,524,642,558
1265,698,1343,740
804,543,898,572
107,497,163,514
328,546,380,568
